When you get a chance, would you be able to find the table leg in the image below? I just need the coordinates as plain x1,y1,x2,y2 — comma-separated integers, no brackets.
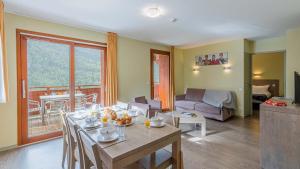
172,138,181,169
201,121,206,137
150,152,156,169
41,100,45,125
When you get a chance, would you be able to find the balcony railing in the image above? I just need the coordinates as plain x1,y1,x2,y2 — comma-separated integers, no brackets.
27,84,101,138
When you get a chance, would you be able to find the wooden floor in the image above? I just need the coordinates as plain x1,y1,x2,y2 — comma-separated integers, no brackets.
0,116,260,169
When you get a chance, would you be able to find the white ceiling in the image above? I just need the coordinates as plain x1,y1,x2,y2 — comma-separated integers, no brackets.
4,0,300,48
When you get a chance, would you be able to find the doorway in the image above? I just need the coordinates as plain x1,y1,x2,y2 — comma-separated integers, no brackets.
150,49,171,111
17,30,106,144
250,51,285,117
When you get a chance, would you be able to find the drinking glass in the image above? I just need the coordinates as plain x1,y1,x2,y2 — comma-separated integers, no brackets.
117,125,126,138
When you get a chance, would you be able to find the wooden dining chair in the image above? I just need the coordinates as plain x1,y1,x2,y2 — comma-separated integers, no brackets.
62,113,83,169
77,129,144,169
60,110,68,168
59,101,71,168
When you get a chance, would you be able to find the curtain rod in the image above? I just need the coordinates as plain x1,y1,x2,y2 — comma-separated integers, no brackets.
20,32,107,47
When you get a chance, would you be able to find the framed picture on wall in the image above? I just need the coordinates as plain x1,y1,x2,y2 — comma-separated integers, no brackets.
195,52,228,66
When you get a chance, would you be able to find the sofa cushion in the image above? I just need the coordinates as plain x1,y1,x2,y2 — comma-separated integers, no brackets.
195,102,221,115
175,100,198,110
185,88,205,102
134,96,147,104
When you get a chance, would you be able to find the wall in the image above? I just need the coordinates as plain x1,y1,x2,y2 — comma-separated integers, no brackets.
117,37,169,102
254,36,286,53
252,52,285,96
0,13,169,149
286,27,300,98
182,39,245,116
174,48,184,95
252,27,300,99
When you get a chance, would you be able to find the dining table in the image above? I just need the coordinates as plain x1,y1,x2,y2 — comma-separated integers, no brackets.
70,111,182,169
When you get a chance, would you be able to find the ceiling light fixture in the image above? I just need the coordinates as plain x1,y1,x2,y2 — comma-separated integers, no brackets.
145,7,161,18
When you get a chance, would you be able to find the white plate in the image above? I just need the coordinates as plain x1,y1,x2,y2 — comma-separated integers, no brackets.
97,132,119,143
150,122,166,128
84,122,101,129
113,121,134,126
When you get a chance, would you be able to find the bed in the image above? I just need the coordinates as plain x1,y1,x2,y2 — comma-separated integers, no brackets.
252,79,279,109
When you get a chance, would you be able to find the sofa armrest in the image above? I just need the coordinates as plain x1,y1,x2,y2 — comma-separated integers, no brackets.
147,99,162,110
175,94,186,101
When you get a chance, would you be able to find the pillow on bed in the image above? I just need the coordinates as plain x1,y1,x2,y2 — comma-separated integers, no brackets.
252,85,271,97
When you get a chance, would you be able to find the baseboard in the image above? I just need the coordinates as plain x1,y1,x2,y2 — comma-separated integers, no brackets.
0,136,62,153
0,145,17,152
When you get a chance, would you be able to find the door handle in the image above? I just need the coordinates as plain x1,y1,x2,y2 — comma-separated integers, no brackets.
22,80,26,99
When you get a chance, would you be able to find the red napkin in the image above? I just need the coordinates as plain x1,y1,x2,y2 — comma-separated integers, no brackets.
265,99,287,107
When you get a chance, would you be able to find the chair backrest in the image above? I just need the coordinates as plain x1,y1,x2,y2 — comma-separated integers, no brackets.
85,94,97,103
75,97,87,110
77,129,102,169
28,100,41,113
134,96,147,104
46,99,68,113
64,114,84,169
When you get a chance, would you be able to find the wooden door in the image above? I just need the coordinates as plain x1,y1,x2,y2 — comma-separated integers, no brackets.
150,49,170,110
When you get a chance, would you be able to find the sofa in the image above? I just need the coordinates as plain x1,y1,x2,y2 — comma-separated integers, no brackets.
175,88,236,121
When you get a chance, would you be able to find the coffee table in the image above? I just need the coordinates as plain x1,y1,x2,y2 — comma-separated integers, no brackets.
171,110,206,136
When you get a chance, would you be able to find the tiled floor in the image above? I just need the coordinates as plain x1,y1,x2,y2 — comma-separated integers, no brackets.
28,114,62,137
0,116,260,169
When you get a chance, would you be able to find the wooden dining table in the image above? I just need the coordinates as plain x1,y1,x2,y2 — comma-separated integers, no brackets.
72,113,182,169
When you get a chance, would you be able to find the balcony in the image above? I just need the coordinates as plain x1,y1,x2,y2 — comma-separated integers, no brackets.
28,85,101,138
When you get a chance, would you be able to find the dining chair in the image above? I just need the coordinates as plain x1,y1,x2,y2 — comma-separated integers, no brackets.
84,93,98,109
65,116,84,169
60,110,69,168
28,99,43,127
45,99,67,125
77,129,143,169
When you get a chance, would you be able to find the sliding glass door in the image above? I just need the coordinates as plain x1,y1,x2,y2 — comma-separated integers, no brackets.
74,45,105,109
18,31,106,144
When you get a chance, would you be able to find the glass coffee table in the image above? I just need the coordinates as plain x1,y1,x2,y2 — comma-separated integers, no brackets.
171,110,206,136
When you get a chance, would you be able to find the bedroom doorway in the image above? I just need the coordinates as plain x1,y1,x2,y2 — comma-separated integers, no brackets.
251,51,285,118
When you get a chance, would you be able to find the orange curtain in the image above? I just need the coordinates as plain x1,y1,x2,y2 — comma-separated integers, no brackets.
105,32,118,106
0,0,8,102
169,46,175,110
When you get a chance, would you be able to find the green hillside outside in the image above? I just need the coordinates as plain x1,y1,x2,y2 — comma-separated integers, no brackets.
27,39,101,88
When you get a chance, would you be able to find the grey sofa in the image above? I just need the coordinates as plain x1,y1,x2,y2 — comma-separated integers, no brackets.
175,88,235,121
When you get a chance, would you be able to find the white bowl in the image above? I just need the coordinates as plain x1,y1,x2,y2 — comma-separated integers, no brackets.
151,117,164,126
100,127,117,139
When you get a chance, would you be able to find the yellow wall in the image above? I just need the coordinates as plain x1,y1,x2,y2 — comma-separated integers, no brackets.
174,48,184,95
252,52,285,96
182,39,245,116
286,27,300,98
0,13,169,149
117,37,169,102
